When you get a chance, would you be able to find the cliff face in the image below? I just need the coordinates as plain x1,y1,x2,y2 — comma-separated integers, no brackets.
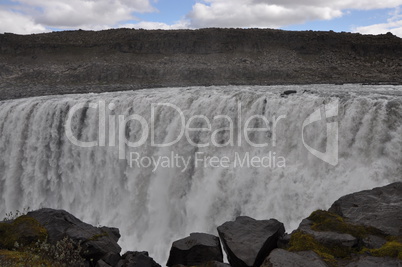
0,28,401,99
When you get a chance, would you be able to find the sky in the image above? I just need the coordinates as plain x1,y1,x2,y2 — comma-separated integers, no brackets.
0,0,401,37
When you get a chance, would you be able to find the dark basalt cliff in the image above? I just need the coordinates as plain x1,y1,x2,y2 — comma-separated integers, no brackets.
0,28,401,99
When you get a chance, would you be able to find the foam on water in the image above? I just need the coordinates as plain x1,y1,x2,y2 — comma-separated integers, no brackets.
0,84,401,263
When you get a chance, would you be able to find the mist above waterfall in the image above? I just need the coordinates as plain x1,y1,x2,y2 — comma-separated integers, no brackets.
0,84,401,263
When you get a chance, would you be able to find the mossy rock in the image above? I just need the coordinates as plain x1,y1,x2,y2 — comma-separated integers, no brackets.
287,210,402,265
361,241,402,259
287,231,350,264
307,210,384,239
89,232,108,241
0,215,48,249
0,249,52,267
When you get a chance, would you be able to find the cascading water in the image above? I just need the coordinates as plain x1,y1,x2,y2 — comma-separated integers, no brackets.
0,84,401,263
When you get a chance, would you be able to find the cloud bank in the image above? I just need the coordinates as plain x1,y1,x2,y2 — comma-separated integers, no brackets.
354,7,402,36
187,0,402,28
0,0,156,34
0,0,402,37
0,9,48,34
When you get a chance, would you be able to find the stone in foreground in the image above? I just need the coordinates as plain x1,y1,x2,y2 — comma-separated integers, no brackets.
166,233,223,266
118,251,161,267
329,182,402,236
338,255,402,267
261,249,329,267
27,208,121,262
297,219,358,248
170,261,230,267
217,216,285,267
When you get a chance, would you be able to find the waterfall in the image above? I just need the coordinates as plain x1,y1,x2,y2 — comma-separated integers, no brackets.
0,84,401,263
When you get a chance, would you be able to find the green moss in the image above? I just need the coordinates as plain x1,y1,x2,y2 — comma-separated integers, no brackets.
287,231,351,265
287,210,402,263
0,249,52,266
362,241,402,259
389,236,402,243
89,232,108,241
0,215,48,249
308,210,384,239
0,213,85,266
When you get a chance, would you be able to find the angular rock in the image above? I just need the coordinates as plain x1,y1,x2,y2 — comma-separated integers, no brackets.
280,90,297,97
329,182,402,236
277,234,291,249
118,251,160,267
297,219,358,248
96,259,112,267
0,215,47,249
101,226,121,243
27,208,121,263
171,262,230,267
339,255,402,267
217,216,285,267
201,261,231,267
166,233,223,267
101,252,122,266
261,249,329,267
362,235,387,249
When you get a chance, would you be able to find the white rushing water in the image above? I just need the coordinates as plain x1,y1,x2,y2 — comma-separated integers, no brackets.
0,84,401,263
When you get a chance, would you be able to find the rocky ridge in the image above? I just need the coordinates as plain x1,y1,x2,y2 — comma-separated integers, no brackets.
0,28,401,100
0,182,401,266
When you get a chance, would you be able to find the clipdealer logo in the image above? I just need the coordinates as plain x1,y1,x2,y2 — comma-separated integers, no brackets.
65,98,339,168
302,99,339,166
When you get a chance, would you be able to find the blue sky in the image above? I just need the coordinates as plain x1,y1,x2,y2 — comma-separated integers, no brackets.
0,0,401,37
136,0,195,25
285,8,395,32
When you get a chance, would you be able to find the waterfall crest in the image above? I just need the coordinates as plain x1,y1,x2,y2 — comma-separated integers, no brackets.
0,85,401,262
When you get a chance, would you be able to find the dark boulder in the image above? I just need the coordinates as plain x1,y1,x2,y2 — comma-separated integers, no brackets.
329,182,402,236
201,262,231,267
101,252,122,266
27,208,121,263
0,215,47,249
117,251,160,267
166,233,223,267
217,216,285,267
261,249,329,267
297,219,358,248
170,261,230,267
277,234,291,249
96,259,112,267
286,183,402,265
338,255,402,267
101,226,121,243
280,90,297,97
361,235,387,249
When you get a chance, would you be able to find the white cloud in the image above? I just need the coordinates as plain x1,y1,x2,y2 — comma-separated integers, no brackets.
1,0,402,35
33,0,154,28
187,0,402,28
188,2,342,28
0,0,156,33
120,20,190,30
354,7,402,37
0,10,48,34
